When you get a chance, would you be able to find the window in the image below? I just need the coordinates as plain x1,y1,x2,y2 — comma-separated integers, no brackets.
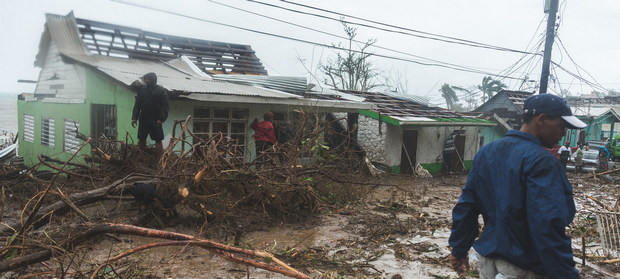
64,119,80,152
91,104,117,139
193,107,248,158
41,117,55,148
23,114,34,143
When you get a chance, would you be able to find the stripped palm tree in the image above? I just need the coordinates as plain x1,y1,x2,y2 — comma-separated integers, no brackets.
478,76,506,102
439,83,459,110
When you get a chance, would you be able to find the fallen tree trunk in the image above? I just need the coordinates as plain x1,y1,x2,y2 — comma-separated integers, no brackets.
1,223,311,279
596,167,620,176
1,174,158,234
91,240,310,279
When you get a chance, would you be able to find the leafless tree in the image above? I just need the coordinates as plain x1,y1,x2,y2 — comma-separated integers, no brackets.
320,22,381,91
381,68,409,95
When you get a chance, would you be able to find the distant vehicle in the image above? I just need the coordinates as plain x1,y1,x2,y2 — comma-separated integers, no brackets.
566,150,616,173
585,140,606,151
611,134,620,161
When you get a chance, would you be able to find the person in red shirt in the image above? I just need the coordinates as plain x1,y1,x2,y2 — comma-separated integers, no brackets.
251,112,276,156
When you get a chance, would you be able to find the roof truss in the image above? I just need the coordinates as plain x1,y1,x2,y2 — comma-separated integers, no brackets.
75,18,268,75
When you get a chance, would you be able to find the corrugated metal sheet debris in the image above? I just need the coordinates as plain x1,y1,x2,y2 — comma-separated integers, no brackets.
212,75,307,94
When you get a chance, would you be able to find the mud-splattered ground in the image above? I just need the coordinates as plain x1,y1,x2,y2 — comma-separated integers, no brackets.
3,172,620,278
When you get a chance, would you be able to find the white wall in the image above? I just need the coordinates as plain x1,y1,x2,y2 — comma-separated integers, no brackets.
384,124,403,166
35,41,86,103
415,126,481,165
355,113,484,169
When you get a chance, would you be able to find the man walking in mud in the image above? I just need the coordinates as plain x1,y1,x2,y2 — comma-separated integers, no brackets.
131,72,169,160
448,94,586,278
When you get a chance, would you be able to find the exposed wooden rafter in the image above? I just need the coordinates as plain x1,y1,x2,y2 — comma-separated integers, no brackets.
75,18,268,75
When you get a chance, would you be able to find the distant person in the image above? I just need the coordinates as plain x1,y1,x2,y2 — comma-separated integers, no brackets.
558,141,572,169
574,144,584,173
251,112,276,156
275,121,294,144
449,94,585,278
130,72,169,160
599,146,610,171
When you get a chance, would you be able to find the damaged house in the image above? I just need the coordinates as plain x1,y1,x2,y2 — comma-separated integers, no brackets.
566,97,620,144
17,13,369,166
473,89,533,131
473,91,620,146
334,91,497,175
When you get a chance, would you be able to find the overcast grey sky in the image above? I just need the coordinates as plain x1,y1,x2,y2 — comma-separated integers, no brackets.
1,0,619,106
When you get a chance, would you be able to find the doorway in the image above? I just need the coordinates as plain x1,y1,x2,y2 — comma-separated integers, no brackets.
400,130,418,174
451,133,466,172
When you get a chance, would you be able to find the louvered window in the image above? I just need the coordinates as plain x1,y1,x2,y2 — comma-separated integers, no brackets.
23,114,34,143
41,117,55,148
64,119,80,152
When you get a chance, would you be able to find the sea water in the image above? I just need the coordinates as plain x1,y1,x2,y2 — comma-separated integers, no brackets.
0,93,19,134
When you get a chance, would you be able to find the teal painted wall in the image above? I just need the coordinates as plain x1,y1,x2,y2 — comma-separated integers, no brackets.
563,114,618,145
18,68,139,166
86,69,142,145
17,99,91,166
480,125,506,146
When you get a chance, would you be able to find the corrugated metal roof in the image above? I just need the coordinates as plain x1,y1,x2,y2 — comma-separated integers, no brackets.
36,12,90,67
382,91,430,106
305,88,366,102
339,90,471,119
179,92,372,111
212,75,307,93
72,54,300,98
473,90,533,112
572,106,620,119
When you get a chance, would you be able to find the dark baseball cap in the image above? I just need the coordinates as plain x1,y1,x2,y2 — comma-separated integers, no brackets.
523,93,586,129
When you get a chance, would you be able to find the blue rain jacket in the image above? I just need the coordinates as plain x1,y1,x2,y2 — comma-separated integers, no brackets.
449,130,579,278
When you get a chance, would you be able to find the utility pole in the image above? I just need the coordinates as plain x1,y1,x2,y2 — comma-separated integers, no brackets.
539,0,559,94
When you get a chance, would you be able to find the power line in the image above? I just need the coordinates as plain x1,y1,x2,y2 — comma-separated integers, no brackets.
496,14,547,85
207,0,493,75
551,61,608,92
249,0,538,55
554,35,608,92
111,0,526,80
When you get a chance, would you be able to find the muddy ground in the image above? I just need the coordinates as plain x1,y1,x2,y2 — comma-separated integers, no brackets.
2,170,620,279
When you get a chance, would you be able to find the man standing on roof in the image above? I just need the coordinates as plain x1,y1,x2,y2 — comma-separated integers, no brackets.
131,72,169,160
449,94,586,278
251,112,276,157
558,141,572,170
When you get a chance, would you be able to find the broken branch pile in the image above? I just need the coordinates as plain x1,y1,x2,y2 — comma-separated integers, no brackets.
0,112,370,277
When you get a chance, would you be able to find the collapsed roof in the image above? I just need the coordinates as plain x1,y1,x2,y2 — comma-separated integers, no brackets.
339,90,495,126
36,12,267,76
34,12,370,111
